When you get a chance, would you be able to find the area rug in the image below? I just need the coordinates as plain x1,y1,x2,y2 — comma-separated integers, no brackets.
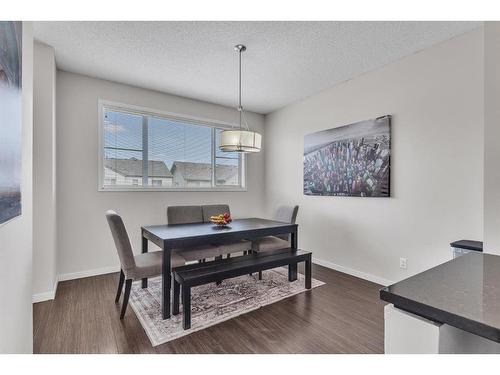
129,268,325,346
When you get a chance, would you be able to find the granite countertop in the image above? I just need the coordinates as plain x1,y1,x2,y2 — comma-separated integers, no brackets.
450,240,483,251
380,252,500,343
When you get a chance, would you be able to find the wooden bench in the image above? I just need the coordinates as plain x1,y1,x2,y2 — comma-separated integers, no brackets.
172,248,312,329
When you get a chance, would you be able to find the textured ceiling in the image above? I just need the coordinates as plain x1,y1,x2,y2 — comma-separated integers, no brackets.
33,21,481,114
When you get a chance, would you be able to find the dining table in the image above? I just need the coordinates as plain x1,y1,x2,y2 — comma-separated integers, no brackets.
141,218,299,319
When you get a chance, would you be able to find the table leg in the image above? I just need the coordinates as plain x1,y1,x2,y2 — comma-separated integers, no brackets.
162,243,172,319
141,234,148,288
289,228,298,281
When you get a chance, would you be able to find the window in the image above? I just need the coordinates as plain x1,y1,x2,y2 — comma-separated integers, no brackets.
99,101,245,191
215,129,241,187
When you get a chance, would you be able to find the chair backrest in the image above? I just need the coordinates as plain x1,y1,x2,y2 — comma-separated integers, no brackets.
275,205,299,241
105,210,136,272
202,204,231,223
167,205,203,225
275,205,299,224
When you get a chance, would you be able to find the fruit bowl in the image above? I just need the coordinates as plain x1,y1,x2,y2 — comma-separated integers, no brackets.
210,213,232,227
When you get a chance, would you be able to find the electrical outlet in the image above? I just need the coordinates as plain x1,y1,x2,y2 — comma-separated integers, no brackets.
399,257,407,270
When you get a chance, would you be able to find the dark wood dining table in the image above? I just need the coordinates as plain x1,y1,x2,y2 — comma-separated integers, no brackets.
141,218,299,319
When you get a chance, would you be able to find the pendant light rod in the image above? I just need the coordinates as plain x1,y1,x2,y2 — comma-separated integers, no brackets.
235,44,246,130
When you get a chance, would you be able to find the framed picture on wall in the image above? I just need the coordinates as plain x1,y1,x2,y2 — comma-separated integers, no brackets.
303,115,391,197
0,21,23,225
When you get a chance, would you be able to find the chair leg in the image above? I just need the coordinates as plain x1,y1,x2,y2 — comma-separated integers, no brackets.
182,285,191,330
115,270,125,302
258,270,263,280
249,250,253,276
120,279,132,319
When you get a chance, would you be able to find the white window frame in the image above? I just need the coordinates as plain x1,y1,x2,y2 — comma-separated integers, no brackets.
98,99,247,192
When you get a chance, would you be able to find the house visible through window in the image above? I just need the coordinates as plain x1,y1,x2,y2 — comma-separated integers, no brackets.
100,103,245,190
104,178,116,185
151,179,162,186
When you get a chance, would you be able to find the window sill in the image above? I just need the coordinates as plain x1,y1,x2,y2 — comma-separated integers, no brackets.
97,186,248,193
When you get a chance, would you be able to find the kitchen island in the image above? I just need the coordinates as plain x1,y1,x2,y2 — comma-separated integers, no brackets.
380,252,500,353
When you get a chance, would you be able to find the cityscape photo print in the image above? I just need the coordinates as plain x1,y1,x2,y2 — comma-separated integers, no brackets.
303,116,391,197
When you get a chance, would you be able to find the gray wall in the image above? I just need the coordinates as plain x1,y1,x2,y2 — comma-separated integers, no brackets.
34,25,489,297
33,41,58,300
264,28,484,285
55,71,265,278
484,22,500,255
0,22,34,353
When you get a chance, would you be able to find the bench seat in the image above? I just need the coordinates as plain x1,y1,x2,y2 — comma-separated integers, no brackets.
172,248,312,329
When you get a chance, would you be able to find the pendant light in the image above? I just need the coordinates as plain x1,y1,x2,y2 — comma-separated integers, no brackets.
219,44,262,153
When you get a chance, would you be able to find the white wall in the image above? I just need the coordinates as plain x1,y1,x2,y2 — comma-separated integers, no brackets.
264,28,484,285
0,22,34,353
33,41,58,301
56,71,265,278
483,22,500,255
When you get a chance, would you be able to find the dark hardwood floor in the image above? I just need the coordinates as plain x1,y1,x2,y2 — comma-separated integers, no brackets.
33,264,386,354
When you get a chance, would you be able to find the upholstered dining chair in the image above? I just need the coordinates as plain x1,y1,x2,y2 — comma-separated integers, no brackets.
106,210,186,319
201,204,252,257
251,205,299,279
167,205,221,262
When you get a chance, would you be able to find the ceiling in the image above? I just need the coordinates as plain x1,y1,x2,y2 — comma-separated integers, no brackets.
33,21,481,114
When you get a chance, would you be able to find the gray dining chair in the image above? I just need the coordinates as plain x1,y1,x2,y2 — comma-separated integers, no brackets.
167,205,221,262
106,210,186,319
252,205,299,279
202,204,252,257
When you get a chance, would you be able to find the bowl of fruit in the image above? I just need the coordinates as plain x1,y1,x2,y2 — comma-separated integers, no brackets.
210,212,232,228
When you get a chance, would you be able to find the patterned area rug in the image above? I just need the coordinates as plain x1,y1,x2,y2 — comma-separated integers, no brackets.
129,267,325,346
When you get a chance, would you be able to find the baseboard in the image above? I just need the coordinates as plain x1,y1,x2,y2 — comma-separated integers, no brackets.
58,265,121,282
33,259,392,303
32,279,59,303
33,265,120,303
313,257,394,286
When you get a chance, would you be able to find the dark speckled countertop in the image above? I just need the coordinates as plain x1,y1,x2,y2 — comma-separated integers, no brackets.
380,252,500,343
